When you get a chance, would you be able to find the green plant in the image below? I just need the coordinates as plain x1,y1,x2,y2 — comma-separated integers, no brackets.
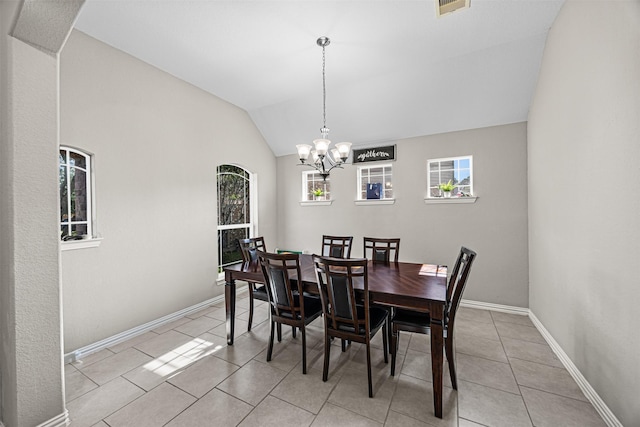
438,180,456,192
313,189,324,196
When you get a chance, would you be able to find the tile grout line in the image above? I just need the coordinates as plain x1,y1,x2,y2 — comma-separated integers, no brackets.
491,309,537,427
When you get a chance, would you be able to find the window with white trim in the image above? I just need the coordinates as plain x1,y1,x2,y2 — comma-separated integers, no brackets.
217,164,254,272
427,156,473,198
59,147,93,240
357,163,393,200
302,171,330,201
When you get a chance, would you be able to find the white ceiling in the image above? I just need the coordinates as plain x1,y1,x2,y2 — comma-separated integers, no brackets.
74,0,565,157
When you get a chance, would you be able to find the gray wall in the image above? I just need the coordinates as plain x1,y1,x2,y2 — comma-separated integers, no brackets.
60,31,278,352
528,0,640,425
277,122,529,308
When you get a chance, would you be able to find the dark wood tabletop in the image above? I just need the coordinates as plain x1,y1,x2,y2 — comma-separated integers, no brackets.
223,253,449,418
224,254,447,308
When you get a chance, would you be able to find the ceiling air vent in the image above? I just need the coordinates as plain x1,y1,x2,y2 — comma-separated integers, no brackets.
436,0,470,17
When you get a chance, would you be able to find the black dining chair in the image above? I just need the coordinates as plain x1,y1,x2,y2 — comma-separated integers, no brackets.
257,251,323,374
238,237,271,333
390,246,476,391
321,235,353,258
363,237,400,263
313,255,389,397
363,237,401,350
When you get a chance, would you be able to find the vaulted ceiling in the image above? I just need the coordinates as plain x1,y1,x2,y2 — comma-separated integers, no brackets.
74,0,565,156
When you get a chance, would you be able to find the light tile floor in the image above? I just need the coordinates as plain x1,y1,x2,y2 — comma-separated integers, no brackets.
66,293,607,426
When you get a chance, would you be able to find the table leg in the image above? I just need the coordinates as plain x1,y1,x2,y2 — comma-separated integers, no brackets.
430,307,444,419
225,278,236,345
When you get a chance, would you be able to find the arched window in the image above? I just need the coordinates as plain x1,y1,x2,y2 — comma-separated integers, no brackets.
217,164,254,270
59,146,93,240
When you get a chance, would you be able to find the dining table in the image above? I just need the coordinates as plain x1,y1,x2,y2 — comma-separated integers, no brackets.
223,254,449,418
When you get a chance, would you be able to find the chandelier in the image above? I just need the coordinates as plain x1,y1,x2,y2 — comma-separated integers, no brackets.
296,37,351,181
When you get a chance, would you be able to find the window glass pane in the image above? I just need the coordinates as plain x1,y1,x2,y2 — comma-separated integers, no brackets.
60,224,69,239
441,170,454,183
458,158,470,169
384,182,393,198
69,151,86,170
73,223,88,236
59,151,66,165
440,160,454,170
60,165,68,221
218,171,249,225
218,227,248,267
429,171,439,187
70,169,88,221
456,169,471,185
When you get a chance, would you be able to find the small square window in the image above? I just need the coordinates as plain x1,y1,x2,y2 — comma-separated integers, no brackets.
427,156,473,198
357,164,393,200
59,147,94,241
302,171,330,201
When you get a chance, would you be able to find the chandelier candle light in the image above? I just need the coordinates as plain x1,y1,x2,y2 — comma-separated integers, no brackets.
296,37,352,181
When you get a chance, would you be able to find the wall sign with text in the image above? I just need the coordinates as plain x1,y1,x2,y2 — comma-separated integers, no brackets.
352,145,396,163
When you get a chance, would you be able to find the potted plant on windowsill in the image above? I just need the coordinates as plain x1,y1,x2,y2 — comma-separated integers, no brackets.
313,188,325,201
438,180,456,198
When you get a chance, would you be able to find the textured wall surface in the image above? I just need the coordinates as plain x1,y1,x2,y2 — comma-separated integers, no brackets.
1,1,75,424
60,30,277,352
528,0,640,425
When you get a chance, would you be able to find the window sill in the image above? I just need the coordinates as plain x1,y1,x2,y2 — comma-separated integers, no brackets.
300,200,333,206
424,196,478,204
355,199,395,206
61,237,103,251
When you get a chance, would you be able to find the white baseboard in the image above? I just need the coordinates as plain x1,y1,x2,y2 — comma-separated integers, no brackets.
65,293,228,363
460,298,530,315
461,299,620,427
528,312,622,427
36,410,69,427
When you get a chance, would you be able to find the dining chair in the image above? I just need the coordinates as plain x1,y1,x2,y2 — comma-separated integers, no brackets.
313,255,389,397
363,237,401,350
257,250,323,374
390,246,476,391
321,235,353,258
238,237,269,332
363,237,400,263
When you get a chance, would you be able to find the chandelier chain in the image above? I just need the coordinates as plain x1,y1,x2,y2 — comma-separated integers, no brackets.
322,43,326,130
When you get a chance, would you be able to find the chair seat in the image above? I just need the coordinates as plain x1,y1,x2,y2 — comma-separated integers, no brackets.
251,283,269,301
392,308,431,328
277,295,323,321
336,305,388,334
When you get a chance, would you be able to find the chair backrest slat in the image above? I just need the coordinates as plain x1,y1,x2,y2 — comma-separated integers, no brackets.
363,237,400,263
321,235,353,258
